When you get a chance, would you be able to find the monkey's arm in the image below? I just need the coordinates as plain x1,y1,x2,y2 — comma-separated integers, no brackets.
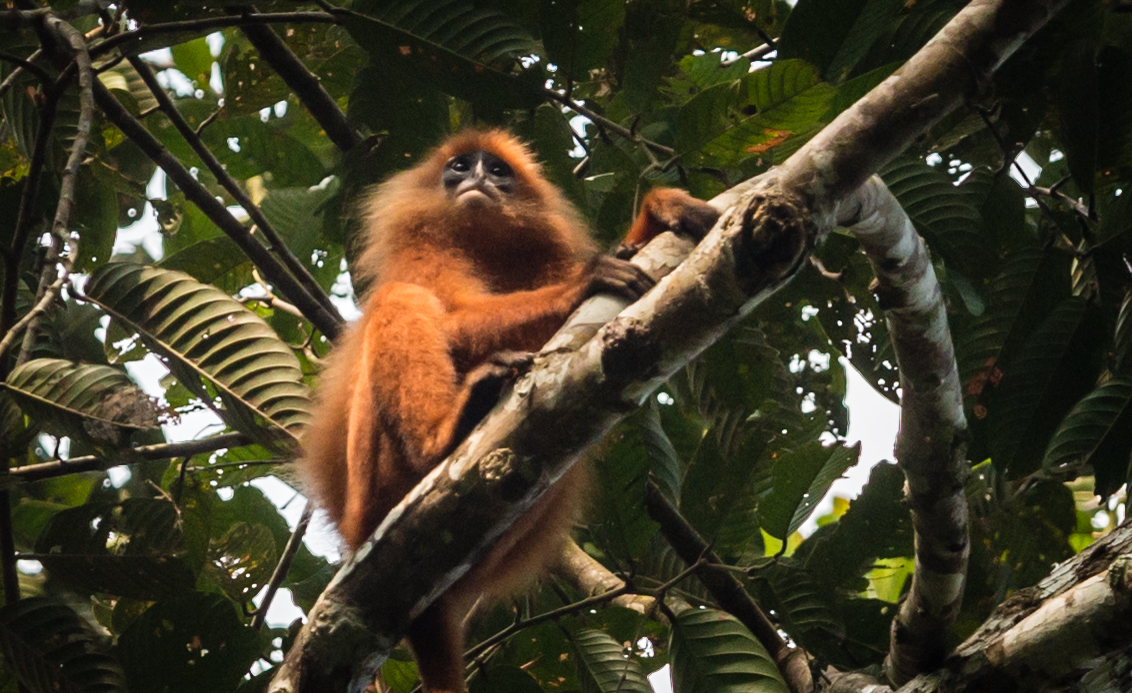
624,187,722,248
443,257,654,368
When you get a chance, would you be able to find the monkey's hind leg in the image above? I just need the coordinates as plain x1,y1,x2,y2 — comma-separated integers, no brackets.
407,595,467,693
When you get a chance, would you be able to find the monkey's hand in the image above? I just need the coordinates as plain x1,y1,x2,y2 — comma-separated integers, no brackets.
448,351,535,452
653,189,721,240
584,255,656,302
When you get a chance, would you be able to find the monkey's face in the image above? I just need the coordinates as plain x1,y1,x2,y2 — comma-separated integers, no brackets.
441,149,516,208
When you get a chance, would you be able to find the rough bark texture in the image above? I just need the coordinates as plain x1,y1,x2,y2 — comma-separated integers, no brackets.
897,521,1132,692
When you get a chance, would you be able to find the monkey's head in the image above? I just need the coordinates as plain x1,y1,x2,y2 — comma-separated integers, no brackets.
441,149,516,208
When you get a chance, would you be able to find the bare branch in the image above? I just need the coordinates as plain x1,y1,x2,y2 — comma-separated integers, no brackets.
253,502,314,630
126,57,342,322
9,433,251,483
92,81,344,340
89,12,337,60
644,481,813,693
235,18,359,152
840,178,968,684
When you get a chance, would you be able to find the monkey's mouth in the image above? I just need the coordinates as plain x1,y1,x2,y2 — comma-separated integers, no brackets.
453,181,502,206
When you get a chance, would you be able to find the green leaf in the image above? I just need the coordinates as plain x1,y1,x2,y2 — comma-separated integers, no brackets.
573,628,651,693
778,0,903,81
345,0,543,110
669,609,788,693
205,522,279,603
172,37,215,87
797,462,911,591
34,499,196,600
694,60,836,164
0,597,127,693
1042,376,1132,498
114,593,262,693
769,441,855,539
2,358,157,446
1054,41,1099,194
82,263,312,445
638,401,681,503
594,424,659,559
880,157,989,279
988,297,1105,479
761,442,860,541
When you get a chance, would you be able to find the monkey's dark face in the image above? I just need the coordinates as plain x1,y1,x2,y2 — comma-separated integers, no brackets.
442,149,516,207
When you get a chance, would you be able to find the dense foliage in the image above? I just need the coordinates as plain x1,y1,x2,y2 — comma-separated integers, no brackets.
0,1,1130,691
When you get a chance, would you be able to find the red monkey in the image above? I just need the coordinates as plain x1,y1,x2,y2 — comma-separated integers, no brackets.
302,130,719,693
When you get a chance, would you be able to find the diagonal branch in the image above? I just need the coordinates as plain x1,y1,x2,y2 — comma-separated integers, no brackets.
126,56,342,321
644,481,813,693
234,16,359,153
92,81,344,340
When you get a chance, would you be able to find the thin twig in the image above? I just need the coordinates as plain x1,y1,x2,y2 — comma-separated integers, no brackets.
1029,185,1091,220
11,15,96,362
235,14,359,152
0,48,41,100
127,57,342,320
8,432,251,482
463,582,630,660
720,43,774,66
90,12,338,60
92,81,344,340
1,244,73,359
543,89,676,157
252,502,314,630
0,50,50,82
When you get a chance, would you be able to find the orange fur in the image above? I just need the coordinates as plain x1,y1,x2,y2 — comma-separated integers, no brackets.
301,130,718,693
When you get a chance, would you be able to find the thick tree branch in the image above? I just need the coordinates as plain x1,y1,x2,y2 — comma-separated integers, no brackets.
126,57,342,322
839,179,969,684
235,18,359,153
8,433,250,482
898,520,1132,692
92,81,343,340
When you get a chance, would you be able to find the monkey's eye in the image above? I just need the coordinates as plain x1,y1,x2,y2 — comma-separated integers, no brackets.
449,159,470,172
488,162,512,177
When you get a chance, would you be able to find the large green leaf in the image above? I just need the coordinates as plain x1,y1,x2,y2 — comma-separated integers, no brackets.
694,60,836,163
0,597,127,693
573,629,651,693
114,593,262,693
82,263,311,445
2,358,157,446
345,0,543,110
668,609,788,693
880,158,989,279
1054,41,1099,194
759,442,860,541
34,499,196,600
1042,376,1132,498
988,297,1104,479
777,0,904,80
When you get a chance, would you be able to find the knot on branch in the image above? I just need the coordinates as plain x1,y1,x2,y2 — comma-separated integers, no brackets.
477,448,538,502
732,189,813,292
